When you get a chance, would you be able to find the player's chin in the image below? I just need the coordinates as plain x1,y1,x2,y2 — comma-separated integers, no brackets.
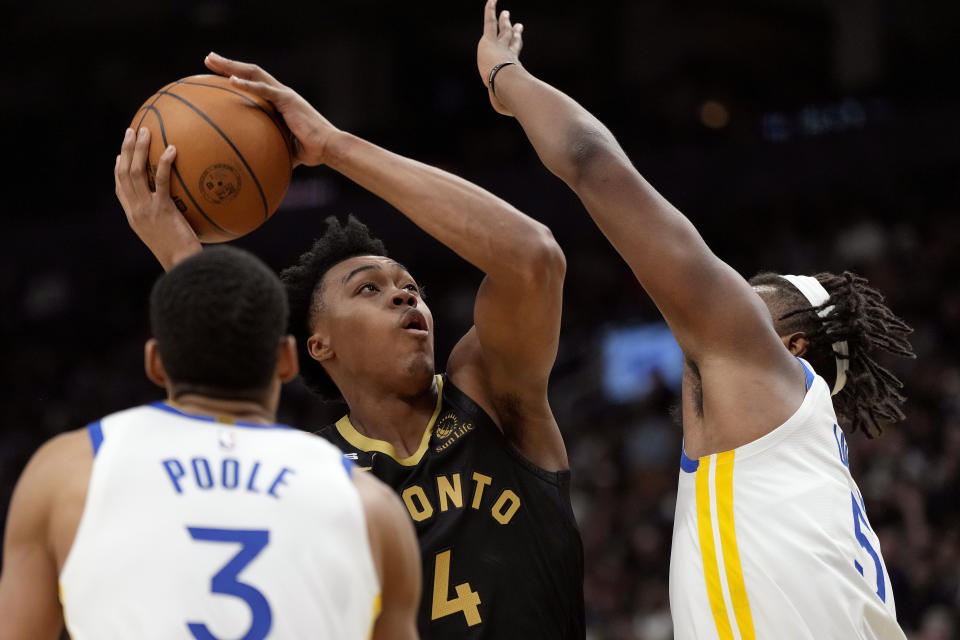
401,352,436,387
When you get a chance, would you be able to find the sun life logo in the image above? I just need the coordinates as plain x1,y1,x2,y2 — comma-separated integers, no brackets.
435,413,457,440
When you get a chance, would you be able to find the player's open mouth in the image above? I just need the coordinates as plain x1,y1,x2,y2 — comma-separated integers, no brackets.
400,309,428,335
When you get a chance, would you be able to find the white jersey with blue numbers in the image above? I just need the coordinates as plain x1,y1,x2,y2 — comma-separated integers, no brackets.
59,402,380,640
669,359,905,640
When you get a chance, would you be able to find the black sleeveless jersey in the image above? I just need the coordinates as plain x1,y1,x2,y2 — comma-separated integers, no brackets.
315,374,585,639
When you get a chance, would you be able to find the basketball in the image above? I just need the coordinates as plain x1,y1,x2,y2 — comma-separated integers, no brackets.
129,74,293,243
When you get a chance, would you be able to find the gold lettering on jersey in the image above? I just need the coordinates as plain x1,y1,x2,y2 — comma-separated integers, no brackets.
400,472,521,525
434,412,474,452
437,474,463,511
402,485,434,521
491,490,521,525
470,472,492,510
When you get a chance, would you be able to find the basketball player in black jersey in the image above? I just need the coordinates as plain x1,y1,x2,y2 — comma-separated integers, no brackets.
119,53,585,639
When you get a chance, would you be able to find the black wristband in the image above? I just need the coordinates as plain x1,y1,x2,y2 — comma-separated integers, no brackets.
488,61,516,98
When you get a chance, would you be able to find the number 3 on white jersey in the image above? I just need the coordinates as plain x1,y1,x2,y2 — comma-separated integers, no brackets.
187,527,272,640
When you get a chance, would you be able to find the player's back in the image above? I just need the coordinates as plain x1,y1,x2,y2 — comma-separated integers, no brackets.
59,402,380,640
669,359,906,640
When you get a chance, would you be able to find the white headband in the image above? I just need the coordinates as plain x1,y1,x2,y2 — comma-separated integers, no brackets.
781,275,849,396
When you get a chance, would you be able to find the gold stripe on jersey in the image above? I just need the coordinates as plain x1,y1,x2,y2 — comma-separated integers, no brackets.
716,451,756,640
366,592,382,640
696,455,734,640
335,375,444,466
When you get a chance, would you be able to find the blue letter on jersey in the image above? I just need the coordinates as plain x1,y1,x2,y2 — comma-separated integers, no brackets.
163,459,186,494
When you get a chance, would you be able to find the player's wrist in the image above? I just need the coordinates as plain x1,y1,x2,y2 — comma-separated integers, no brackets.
487,60,520,99
299,125,346,167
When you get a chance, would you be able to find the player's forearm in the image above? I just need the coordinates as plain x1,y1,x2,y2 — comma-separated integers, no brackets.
494,67,691,273
493,66,629,190
322,130,563,282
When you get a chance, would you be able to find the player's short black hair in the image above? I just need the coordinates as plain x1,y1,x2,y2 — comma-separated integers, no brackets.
150,246,289,398
280,215,388,401
750,270,915,437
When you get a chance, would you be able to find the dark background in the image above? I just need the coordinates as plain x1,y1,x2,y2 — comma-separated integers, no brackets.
3,1,958,638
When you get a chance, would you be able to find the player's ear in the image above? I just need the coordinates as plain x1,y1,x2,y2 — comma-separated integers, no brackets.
307,331,334,364
781,331,809,357
144,339,168,388
276,335,299,383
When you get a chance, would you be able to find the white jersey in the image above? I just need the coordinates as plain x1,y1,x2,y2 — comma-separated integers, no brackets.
669,360,905,640
59,402,380,640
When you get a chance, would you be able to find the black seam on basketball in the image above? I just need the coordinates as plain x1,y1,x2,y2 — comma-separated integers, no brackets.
174,80,295,166
134,89,167,131
144,103,235,236
159,88,272,220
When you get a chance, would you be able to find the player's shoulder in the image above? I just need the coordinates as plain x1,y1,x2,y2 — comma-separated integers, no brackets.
30,428,92,465
13,428,93,508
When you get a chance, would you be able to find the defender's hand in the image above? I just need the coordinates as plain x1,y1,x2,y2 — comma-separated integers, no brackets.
205,52,339,168
478,0,524,117
115,128,202,271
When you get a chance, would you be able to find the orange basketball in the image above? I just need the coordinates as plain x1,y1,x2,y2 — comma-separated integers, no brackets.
129,74,293,243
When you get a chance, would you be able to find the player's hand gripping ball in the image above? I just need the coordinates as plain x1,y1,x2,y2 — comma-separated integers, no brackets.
129,75,293,243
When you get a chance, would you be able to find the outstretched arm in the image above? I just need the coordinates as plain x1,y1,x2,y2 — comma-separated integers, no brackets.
206,53,568,470
476,0,783,367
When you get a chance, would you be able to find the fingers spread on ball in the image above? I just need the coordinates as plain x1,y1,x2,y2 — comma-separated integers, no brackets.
229,76,285,105
154,146,176,196
130,128,152,197
206,52,278,87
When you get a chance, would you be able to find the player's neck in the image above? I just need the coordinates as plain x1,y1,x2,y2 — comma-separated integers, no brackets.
168,393,277,425
342,377,439,458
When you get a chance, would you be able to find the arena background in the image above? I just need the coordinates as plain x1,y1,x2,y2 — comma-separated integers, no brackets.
3,1,958,638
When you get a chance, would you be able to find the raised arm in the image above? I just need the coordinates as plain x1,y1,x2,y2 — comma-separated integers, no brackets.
477,1,786,368
206,53,568,470
353,470,422,640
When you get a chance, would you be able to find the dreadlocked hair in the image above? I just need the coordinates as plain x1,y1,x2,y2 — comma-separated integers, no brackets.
749,270,915,438
279,215,388,401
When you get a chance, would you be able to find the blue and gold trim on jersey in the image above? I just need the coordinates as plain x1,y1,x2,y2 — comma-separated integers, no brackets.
87,421,104,456
681,358,817,639
149,401,292,429
335,375,444,467
695,450,756,640
366,592,382,640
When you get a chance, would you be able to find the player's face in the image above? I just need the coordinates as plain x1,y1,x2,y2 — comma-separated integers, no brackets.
313,255,435,393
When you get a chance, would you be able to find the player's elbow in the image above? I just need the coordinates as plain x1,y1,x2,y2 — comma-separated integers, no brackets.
513,224,566,287
555,121,625,190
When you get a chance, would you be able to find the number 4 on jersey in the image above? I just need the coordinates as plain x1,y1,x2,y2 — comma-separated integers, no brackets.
431,549,482,627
